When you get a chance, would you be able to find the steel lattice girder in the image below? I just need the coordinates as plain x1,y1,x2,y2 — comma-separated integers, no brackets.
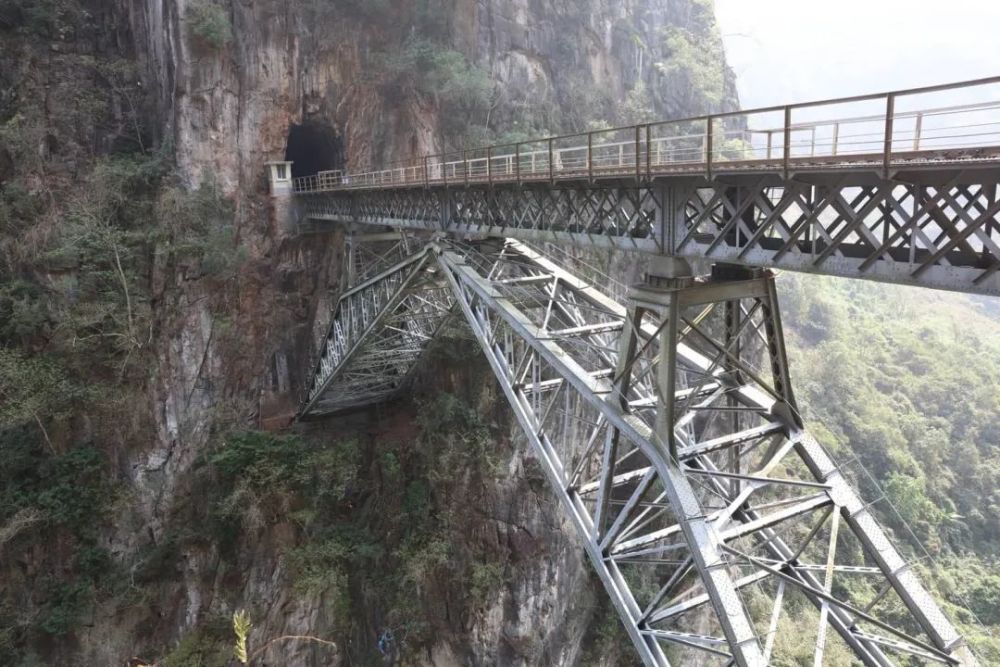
298,167,1000,295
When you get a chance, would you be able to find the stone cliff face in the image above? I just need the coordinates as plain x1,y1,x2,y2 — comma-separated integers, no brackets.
131,0,736,187
0,1,735,664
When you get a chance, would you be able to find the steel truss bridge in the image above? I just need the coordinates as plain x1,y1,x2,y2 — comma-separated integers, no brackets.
288,77,999,666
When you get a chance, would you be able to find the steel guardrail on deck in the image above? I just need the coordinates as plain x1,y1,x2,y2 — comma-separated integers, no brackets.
293,76,1000,193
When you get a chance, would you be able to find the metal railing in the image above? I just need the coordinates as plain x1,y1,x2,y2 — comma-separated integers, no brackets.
293,169,344,192
293,76,1000,193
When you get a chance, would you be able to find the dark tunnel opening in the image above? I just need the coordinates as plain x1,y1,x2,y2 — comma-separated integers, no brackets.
284,121,344,179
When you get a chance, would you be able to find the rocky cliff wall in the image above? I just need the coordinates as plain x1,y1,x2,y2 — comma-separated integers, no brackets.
129,0,737,187
0,1,735,664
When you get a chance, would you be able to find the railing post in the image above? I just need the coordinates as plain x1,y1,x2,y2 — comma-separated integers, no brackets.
587,132,593,183
487,145,493,187
464,150,470,187
635,125,641,183
548,138,554,184
443,155,448,188
515,143,521,185
913,112,923,151
782,105,792,180
766,131,773,160
423,156,429,188
645,124,652,181
705,116,714,179
832,123,840,156
883,93,896,179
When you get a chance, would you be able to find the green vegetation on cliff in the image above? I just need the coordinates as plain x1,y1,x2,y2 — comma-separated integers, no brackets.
187,1,233,52
0,3,245,661
157,340,513,662
781,273,1000,661
783,275,1000,557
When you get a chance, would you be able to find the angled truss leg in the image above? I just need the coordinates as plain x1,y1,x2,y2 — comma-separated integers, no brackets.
301,231,454,416
432,241,976,667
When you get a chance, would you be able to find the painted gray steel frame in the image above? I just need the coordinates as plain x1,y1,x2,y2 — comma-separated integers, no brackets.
428,242,975,666
434,243,762,666
301,241,454,416
301,234,977,665
300,166,1000,296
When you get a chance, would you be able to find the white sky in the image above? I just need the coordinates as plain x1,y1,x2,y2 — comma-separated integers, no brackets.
714,0,1000,109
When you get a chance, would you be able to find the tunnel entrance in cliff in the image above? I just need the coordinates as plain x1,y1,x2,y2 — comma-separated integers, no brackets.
284,121,344,178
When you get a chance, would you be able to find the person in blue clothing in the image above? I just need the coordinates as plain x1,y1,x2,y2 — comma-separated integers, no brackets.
377,628,394,658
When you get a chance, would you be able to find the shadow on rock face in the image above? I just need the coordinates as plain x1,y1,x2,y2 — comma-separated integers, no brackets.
0,147,13,185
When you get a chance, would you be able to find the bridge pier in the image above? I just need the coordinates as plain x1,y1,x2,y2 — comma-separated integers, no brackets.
266,160,301,233
610,258,975,666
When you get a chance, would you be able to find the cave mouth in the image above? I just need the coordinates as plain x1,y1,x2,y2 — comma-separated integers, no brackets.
284,121,344,179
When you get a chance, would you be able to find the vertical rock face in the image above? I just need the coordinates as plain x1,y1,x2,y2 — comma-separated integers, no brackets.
1,1,733,664
128,0,736,189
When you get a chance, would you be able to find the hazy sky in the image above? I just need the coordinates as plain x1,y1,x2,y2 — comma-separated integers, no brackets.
714,0,1000,109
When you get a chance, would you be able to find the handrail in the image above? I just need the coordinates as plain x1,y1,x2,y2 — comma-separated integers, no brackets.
749,99,1000,134
292,75,1000,193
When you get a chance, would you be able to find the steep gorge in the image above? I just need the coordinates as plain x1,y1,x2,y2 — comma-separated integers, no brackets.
0,1,738,664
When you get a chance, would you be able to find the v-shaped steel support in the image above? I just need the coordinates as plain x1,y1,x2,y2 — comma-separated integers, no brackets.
300,235,977,666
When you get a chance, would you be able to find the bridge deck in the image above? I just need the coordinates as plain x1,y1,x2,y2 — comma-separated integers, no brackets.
291,77,1000,296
